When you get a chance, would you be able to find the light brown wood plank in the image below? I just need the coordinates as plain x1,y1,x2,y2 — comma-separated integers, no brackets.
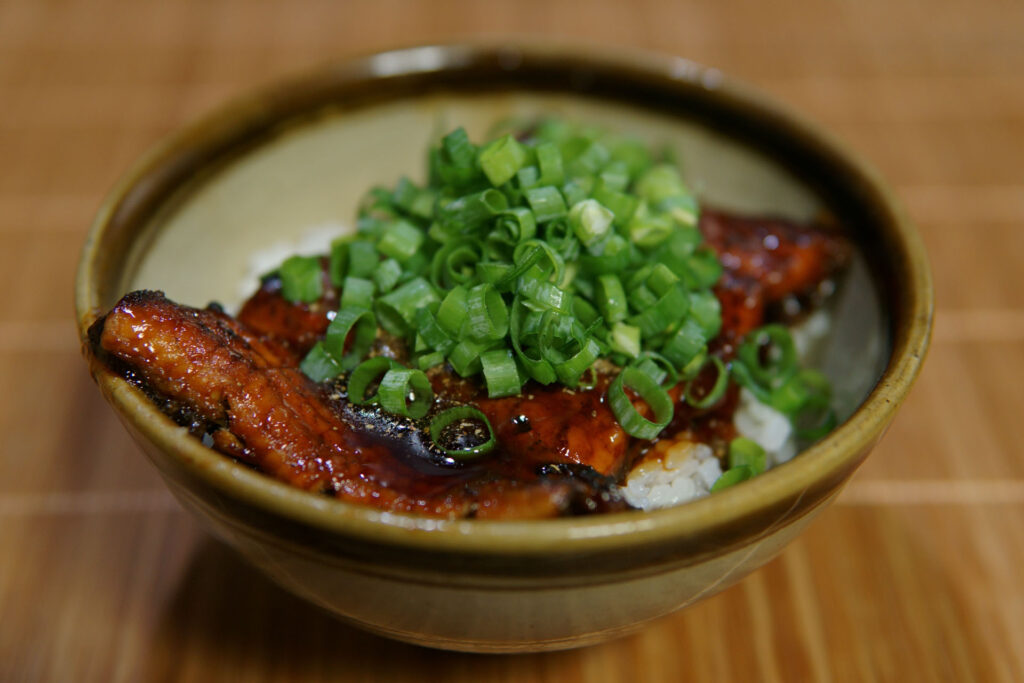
2,0,1022,679
1,506,1020,682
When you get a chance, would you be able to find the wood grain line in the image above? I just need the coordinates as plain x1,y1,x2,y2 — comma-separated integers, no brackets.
0,490,179,516
839,479,1024,505
779,544,833,683
933,310,1024,342
741,570,785,683
0,321,80,352
898,184,1024,225
0,194,100,233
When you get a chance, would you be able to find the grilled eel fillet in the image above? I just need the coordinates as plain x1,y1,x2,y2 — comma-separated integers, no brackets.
89,210,849,518
90,291,631,518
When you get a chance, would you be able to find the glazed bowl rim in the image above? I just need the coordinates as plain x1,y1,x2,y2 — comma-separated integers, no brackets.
76,41,933,558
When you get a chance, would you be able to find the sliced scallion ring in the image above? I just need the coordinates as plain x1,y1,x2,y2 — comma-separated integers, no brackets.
429,406,496,460
320,307,377,371
736,324,797,390
378,367,434,419
607,366,674,440
299,342,342,382
347,357,395,405
480,349,521,398
684,355,728,410
630,351,679,387
465,283,509,342
728,437,766,476
278,254,324,304
710,465,753,493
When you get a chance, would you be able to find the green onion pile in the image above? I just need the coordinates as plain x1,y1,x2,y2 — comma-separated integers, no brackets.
276,120,834,472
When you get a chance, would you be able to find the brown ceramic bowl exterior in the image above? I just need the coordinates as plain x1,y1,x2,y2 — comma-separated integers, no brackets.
76,44,932,652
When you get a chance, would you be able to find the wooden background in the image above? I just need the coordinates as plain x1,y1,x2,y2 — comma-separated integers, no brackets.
2,0,1022,680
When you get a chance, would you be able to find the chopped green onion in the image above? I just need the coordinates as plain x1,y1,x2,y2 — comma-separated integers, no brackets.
347,357,394,404
299,342,342,382
662,318,707,370
770,368,829,414
375,277,439,336
610,139,652,177
373,258,403,293
630,285,690,337
555,338,601,387
525,186,568,223
465,283,509,341
480,349,521,397
688,290,722,339
270,120,837,448
681,247,724,289
609,322,641,358
279,255,323,304
628,204,675,247
377,220,424,263
711,466,753,492
535,142,565,186
513,240,564,284
438,189,507,232
442,127,476,167
436,285,469,335
568,198,614,248
561,177,593,206
346,240,378,278
479,134,529,187
516,165,540,190
378,367,433,418
433,127,479,188
607,366,674,439
635,164,689,203
646,263,681,296
430,240,481,290
321,308,377,370
684,355,728,409
510,297,558,385
735,324,798,391
448,338,486,377
658,193,699,228
565,139,610,178
592,184,640,228
416,350,446,371
340,276,375,311
414,306,455,354
429,405,496,460
794,400,837,441
772,369,836,440
517,266,569,313
494,207,537,244
392,176,435,219
630,351,679,387
579,233,631,274
599,160,630,192
328,240,349,286
541,219,580,261
728,437,767,476
476,261,513,285
679,346,708,381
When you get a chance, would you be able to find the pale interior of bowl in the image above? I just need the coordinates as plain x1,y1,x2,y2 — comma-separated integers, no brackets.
123,91,886,421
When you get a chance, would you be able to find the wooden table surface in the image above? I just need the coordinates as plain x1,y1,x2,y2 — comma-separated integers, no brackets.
2,0,1022,680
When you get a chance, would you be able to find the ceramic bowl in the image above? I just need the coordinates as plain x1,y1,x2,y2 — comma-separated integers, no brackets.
76,43,932,652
